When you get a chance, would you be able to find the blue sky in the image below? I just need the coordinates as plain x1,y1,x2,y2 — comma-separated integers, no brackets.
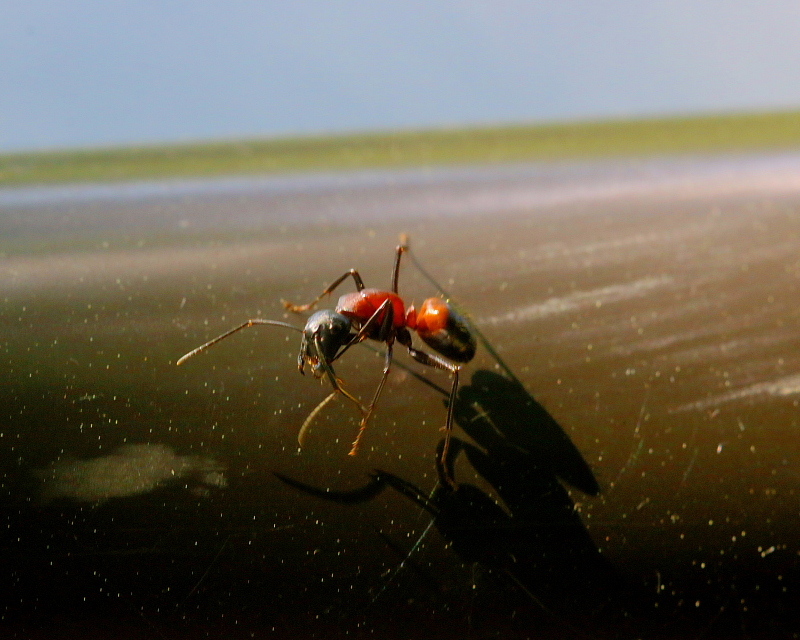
3,1,800,152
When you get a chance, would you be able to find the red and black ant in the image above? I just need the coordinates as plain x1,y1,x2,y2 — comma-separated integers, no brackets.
177,238,476,483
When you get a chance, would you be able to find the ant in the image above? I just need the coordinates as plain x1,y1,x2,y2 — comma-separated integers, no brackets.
177,238,476,484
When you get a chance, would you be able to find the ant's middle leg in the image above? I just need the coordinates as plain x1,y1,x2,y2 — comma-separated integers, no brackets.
343,299,397,456
283,269,365,313
349,338,394,456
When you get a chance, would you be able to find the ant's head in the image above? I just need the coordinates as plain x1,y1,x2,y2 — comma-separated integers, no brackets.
298,310,353,378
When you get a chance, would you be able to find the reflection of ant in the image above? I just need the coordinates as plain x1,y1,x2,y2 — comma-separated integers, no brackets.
177,237,476,483
277,429,616,630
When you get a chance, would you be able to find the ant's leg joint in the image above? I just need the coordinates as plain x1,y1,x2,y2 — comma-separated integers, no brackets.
283,269,366,312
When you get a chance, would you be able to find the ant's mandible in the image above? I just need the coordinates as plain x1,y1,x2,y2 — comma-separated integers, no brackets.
177,238,477,482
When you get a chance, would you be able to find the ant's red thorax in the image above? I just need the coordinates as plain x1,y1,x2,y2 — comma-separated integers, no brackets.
336,289,407,329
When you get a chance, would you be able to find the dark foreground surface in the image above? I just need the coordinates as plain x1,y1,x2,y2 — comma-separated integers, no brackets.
2,156,800,638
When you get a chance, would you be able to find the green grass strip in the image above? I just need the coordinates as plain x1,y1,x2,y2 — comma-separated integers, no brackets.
3,110,800,186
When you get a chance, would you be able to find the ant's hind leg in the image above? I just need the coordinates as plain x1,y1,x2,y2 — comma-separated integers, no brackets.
405,346,461,487
283,269,365,313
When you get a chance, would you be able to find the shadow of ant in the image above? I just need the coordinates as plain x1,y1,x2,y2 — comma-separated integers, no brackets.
276,368,621,624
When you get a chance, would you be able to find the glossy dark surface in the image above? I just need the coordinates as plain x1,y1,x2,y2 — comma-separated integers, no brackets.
2,156,799,638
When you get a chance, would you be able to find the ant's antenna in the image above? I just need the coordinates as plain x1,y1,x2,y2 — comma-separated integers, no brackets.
176,319,301,365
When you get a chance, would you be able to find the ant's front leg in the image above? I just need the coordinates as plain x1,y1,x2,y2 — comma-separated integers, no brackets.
312,332,366,415
283,269,365,313
295,331,370,451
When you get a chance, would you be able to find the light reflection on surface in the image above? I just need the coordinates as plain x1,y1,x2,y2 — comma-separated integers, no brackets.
34,443,226,504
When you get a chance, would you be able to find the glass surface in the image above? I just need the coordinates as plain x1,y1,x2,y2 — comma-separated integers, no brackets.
2,155,799,638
